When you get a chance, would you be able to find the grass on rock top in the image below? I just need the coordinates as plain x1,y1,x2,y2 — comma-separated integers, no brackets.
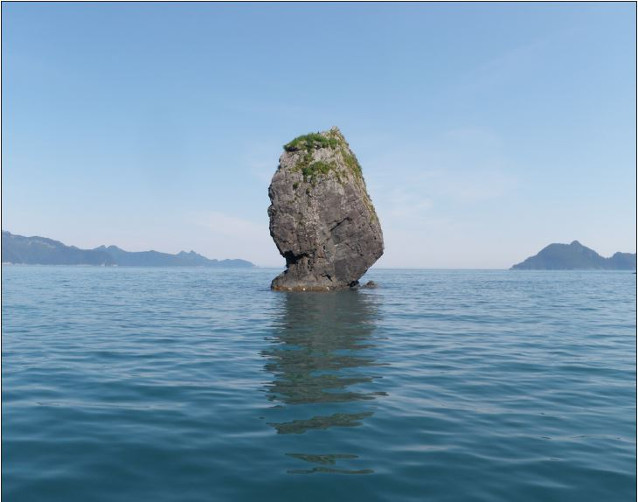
284,129,364,185
283,133,339,152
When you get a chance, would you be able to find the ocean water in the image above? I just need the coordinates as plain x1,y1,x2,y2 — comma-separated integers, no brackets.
2,266,635,502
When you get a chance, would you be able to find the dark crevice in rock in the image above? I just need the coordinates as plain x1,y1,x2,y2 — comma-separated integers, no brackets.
283,251,307,266
330,217,351,233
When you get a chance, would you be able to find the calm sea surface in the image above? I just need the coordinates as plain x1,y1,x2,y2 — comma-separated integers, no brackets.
2,267,636,501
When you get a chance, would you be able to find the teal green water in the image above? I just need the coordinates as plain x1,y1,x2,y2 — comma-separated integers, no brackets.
2,267,636,501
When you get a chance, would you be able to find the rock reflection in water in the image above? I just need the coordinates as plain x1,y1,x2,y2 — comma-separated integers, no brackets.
262,290,384,474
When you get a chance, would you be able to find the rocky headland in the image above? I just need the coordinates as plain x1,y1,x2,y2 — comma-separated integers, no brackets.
511,240,636,270
268,127,383,291
1,231,254,267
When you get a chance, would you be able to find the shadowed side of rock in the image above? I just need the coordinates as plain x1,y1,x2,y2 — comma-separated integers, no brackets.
268,127,384,291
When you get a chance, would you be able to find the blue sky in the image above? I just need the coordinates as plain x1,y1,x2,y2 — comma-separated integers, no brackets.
2,2,635,268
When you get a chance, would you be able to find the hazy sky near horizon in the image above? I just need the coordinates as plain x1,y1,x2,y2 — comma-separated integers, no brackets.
2,2,636,268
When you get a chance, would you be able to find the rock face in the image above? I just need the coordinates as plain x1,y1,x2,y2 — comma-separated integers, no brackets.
268,127,384,291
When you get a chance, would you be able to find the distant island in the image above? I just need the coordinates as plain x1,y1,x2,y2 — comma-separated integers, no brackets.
1,231,254,268
511,241,636,270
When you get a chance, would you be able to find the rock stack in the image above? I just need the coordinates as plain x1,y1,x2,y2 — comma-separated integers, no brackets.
268,127,384,291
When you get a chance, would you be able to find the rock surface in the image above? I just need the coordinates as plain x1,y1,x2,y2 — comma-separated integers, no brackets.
268,127,384,291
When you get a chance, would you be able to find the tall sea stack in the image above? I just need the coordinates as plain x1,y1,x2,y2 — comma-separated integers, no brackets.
268,127,384,291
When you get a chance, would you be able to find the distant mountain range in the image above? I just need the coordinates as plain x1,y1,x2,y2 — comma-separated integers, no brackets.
1,231,254,268
511,241,636,270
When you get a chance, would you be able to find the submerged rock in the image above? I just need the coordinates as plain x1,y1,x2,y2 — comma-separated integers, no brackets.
268,127,384,291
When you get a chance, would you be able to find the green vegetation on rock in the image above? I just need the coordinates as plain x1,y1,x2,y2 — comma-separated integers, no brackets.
283,128,364,187
341,149,362,177
284,133,339,152
301,161,336,181
290,149,336,184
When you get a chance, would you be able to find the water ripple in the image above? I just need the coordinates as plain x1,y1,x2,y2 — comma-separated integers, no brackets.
2,267,635,501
